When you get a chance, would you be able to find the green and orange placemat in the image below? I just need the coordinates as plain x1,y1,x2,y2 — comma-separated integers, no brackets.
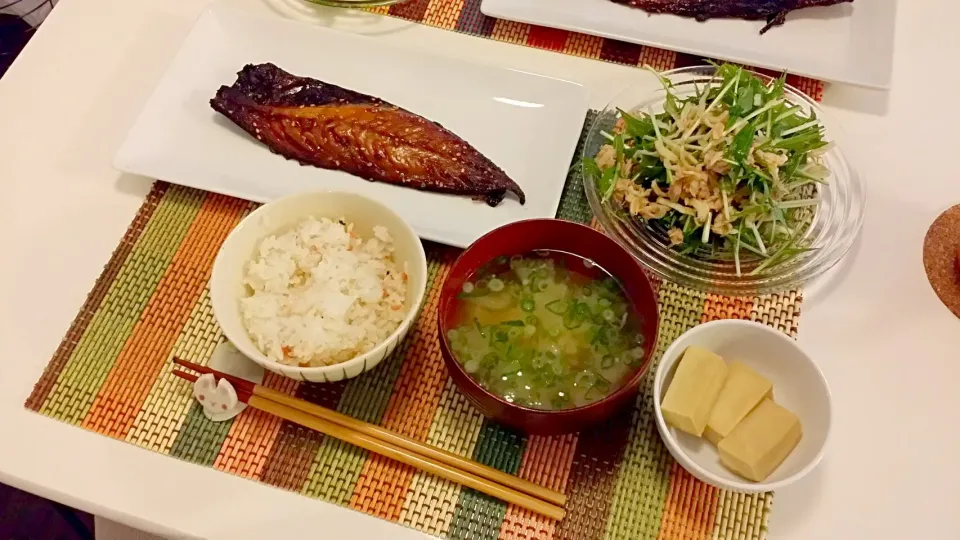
25,4,819,539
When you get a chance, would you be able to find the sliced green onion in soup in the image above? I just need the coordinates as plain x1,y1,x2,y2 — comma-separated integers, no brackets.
601,355,615,369
500,361,522,377
532,354,547,370
574,371,596,388
625,346,645,367
474,318,485,336
458,281,492,298
546,300,568,315
562,313,583,330
527,276,539,293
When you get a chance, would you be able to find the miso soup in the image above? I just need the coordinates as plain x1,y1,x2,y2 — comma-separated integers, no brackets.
446,250,647,410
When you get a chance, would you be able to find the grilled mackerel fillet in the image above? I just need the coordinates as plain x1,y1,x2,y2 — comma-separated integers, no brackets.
211,63,525,206
609,0,853,33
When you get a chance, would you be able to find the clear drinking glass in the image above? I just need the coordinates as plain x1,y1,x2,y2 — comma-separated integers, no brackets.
583,66,865,295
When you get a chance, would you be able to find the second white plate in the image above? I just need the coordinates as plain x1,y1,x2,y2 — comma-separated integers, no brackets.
114,2,590,248
482,0,896,89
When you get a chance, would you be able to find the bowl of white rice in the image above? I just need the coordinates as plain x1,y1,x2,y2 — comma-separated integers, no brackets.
210,191,427,382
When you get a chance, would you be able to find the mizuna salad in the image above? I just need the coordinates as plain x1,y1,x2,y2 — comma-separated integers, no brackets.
583,64,831,276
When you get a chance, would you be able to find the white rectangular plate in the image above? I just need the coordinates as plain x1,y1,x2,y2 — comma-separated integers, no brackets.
114,2,589,248
481,0,896,89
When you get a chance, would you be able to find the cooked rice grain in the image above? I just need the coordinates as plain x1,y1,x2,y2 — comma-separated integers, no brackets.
240,217,407,367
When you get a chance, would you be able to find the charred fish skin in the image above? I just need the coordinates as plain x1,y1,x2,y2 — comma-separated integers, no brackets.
609,0,853,32
210,63,525,207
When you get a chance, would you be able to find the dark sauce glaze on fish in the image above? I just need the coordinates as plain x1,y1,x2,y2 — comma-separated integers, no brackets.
211,63,525,206
609,0,854,34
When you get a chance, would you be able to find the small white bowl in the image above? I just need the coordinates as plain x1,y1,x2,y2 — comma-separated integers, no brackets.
210,191,428,383
653,319,832,492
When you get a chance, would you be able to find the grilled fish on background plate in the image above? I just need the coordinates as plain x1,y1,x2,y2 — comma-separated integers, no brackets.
211,63,525,206
610,0,854,33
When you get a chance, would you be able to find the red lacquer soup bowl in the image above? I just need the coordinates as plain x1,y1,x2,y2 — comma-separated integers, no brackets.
437,219,660,435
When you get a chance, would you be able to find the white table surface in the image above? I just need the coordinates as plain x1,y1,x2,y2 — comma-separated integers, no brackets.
1,0,958,538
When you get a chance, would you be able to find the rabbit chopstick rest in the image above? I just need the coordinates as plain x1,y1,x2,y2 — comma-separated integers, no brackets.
193,373,246,421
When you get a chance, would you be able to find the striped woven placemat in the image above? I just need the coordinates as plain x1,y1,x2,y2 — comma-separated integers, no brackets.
26,5,818,538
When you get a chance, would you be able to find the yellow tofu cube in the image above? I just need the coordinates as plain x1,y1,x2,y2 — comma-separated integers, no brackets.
660,346,728,437
704,361,773,445
718,399,802,482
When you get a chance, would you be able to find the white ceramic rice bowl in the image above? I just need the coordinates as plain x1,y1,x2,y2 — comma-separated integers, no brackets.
210,191,427,382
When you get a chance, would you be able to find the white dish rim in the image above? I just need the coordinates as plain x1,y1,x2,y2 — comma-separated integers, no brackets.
112,1,592,248
480,0,896,89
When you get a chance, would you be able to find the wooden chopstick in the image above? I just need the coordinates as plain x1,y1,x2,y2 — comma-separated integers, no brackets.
173,357,566,507
171,364,566,520
172,369,564,520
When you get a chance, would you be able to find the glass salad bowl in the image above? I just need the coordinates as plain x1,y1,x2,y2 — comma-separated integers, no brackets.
582,65,865,296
